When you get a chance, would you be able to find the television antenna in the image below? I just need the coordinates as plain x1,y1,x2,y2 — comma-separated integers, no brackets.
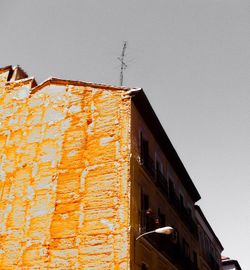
117,41,127,86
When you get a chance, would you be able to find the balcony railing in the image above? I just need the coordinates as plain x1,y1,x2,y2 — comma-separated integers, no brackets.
140,152,198,238
143,233,199,270
140,212,200,270
169,190,198,238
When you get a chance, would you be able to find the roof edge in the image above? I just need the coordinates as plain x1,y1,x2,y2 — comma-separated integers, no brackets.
0,65,12,73
31,77,133,94
132,90,201,203
5,76,36,86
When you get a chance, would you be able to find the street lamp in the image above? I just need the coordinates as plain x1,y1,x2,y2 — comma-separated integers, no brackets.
136,226,174,241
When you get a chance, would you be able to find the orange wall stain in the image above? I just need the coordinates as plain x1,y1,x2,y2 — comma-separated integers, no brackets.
0,71,131,269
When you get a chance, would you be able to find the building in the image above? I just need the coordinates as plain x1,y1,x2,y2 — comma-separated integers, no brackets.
130,90,202,270
195,206,223,270
222,257,242,270
0,65,224,269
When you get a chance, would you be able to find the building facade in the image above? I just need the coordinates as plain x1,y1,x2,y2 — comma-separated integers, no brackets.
222,257,242,270
195,206,223,270
130,92,202,269
0,65,224,269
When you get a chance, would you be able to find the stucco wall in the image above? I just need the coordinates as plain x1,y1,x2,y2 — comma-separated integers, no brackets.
0,75,131,269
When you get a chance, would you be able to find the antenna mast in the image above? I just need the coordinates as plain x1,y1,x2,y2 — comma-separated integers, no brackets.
118,41,127,86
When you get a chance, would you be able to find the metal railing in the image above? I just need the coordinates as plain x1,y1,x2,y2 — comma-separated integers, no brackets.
142,232,199,270
140,151,198,238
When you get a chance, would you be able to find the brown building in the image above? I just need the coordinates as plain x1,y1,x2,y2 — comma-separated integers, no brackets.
195,206,223,270
130,91,202,269
222,257,242,270
0,65,224,269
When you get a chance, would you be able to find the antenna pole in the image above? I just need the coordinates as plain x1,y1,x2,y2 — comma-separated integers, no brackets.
118,41,127,86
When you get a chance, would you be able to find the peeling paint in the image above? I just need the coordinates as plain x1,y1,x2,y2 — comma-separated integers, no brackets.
100,136,113,146
0,76,131,269
100,219,115,231
12,85,30,100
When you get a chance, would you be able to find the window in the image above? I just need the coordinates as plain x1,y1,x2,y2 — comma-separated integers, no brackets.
182,238,190,258
168,178,175,195
156,208,166,227
199,227,205,254
140,189,154,231
170,229,178,244
140,132,149,164
204,236,210,257
141,189,149,211
156,160,161,174
168,178,177,206
155,160,168,195
193,251,198,267
141,263,149,270
186,206,192,217
155,159,163,182
180,194,184,210
140,132,154,176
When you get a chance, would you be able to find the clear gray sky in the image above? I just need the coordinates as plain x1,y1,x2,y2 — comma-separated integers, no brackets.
1,0,249,268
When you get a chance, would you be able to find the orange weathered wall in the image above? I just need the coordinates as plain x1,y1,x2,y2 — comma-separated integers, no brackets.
0,72,131,269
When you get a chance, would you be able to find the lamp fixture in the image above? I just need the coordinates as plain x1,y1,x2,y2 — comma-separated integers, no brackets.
136,226,174,241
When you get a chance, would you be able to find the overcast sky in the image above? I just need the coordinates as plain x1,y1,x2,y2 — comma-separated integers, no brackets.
1,0,249,268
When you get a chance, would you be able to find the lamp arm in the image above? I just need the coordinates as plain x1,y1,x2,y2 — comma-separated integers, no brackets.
136,230,155,241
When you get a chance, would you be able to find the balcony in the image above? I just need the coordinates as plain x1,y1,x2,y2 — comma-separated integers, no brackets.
143,233,199,270
140,213,200,270
140,152,198,238
169,190,198,238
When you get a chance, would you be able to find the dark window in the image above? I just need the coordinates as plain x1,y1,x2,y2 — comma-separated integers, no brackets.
169,178,175,195
140,190,154,231
141,263,149,270
171,229,178,244
155,161,168,196
140,132,154,177
140,132,149,164
182,238,190,258
169,178,179,207
156,208,166,227
193,251,198,267
180,194,184,210
156,160,161,174
141,190,149,211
